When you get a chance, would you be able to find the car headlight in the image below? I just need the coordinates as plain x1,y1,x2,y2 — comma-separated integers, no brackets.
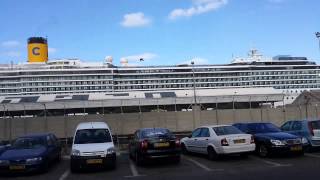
106,147,115,155
71,149,81,156
26,157,42,164
0,160,9,165
301,137,309,144
270,139,286,146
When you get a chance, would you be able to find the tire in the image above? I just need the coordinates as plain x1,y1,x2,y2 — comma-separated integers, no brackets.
41,160,49,173
135,151,144,166
181,144,188,155
70,161,79,173
240,153,249,158
173,156,181,164
207,147,218,160
258,144,269,158
109,160,117,170
57,152,62,162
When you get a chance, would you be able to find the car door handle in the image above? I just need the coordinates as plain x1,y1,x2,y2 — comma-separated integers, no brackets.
205,139,209,141
194,139,198,141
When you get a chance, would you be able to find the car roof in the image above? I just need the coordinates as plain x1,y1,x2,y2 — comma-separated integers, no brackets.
200,125,232,128
19,133,52,138
139,128,169,131
234,122,274,125
76,122,109,130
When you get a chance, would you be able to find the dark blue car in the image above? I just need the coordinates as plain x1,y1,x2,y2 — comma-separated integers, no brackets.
0,133,61,174
233,123,304,157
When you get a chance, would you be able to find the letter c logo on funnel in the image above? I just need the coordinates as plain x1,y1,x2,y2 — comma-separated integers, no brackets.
32,47,40,55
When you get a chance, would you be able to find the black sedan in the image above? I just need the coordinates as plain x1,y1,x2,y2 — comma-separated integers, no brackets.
233,123,304,157
129,128,181,165
0,133,61,174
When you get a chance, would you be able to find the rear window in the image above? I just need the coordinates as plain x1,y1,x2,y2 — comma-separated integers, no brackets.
141,128,173,138
213,126,243,136
12,137,46,149
74,129,112,144
310,121,320,130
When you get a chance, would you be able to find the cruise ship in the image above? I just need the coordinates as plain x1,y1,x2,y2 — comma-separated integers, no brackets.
0,37,319,105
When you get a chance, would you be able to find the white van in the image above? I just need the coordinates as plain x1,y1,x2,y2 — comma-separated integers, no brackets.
70,122,116,172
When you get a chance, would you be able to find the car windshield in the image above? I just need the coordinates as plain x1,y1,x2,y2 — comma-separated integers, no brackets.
141,128,174,138
247,123,281,134
310,121,320,130
74,129,112,144
213,126,243,136
12,137,46,149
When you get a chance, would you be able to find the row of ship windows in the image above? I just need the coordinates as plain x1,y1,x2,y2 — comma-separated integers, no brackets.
0,79,318,89
0,81,113,88
1,84,320,94
0,69,319,78
0,72,318,82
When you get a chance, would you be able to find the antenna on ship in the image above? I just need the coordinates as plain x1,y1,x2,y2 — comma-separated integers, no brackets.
316,32,320,54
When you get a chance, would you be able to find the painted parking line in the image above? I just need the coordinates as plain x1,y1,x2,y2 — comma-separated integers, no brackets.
59,169,70,180
305,153,320,158
249,156,292,167
124,159,146,178
182,155,223,172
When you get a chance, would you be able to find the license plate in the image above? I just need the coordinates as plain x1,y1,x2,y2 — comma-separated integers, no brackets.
233,139,245,144
9,165,25,170
290,146,302,151
86,159,103,164
154,142,170,148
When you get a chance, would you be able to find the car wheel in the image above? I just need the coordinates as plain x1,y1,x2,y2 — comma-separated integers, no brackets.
181,144,188,155
207,147,218,160
258,144,269,157
41,160,49,173
135,152,144,166
57,152,62,162
173,156,181,164
240,153,249,158
70,162,79,173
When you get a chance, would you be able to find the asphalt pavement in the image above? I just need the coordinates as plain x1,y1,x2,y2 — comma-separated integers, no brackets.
1,151,320,180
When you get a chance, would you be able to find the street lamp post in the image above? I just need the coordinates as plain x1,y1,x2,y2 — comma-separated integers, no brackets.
191,61,197,129
191,61,197,106
43,103,47,132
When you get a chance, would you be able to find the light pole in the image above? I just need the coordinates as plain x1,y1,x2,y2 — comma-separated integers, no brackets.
43,103,47,132
191,61,197,106
191,61,197,129
233,92,237,123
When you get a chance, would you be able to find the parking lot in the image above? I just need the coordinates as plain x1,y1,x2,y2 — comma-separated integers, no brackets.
1,151,319,180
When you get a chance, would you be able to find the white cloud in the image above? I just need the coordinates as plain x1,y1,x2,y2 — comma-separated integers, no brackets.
1,40,20,48
180,57,209,65
169,0,228,20
48,47,57,54
121,52,158,62
121,12,151,27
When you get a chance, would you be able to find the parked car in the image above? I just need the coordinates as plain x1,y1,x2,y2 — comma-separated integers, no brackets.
129,128,181,165
280,120,320,150
0,141,8,155
181,125,255,160
0,133,61,173
233,123,304,157
70,122,116,172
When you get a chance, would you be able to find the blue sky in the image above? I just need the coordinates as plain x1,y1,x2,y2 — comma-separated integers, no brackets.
0,0,319,65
